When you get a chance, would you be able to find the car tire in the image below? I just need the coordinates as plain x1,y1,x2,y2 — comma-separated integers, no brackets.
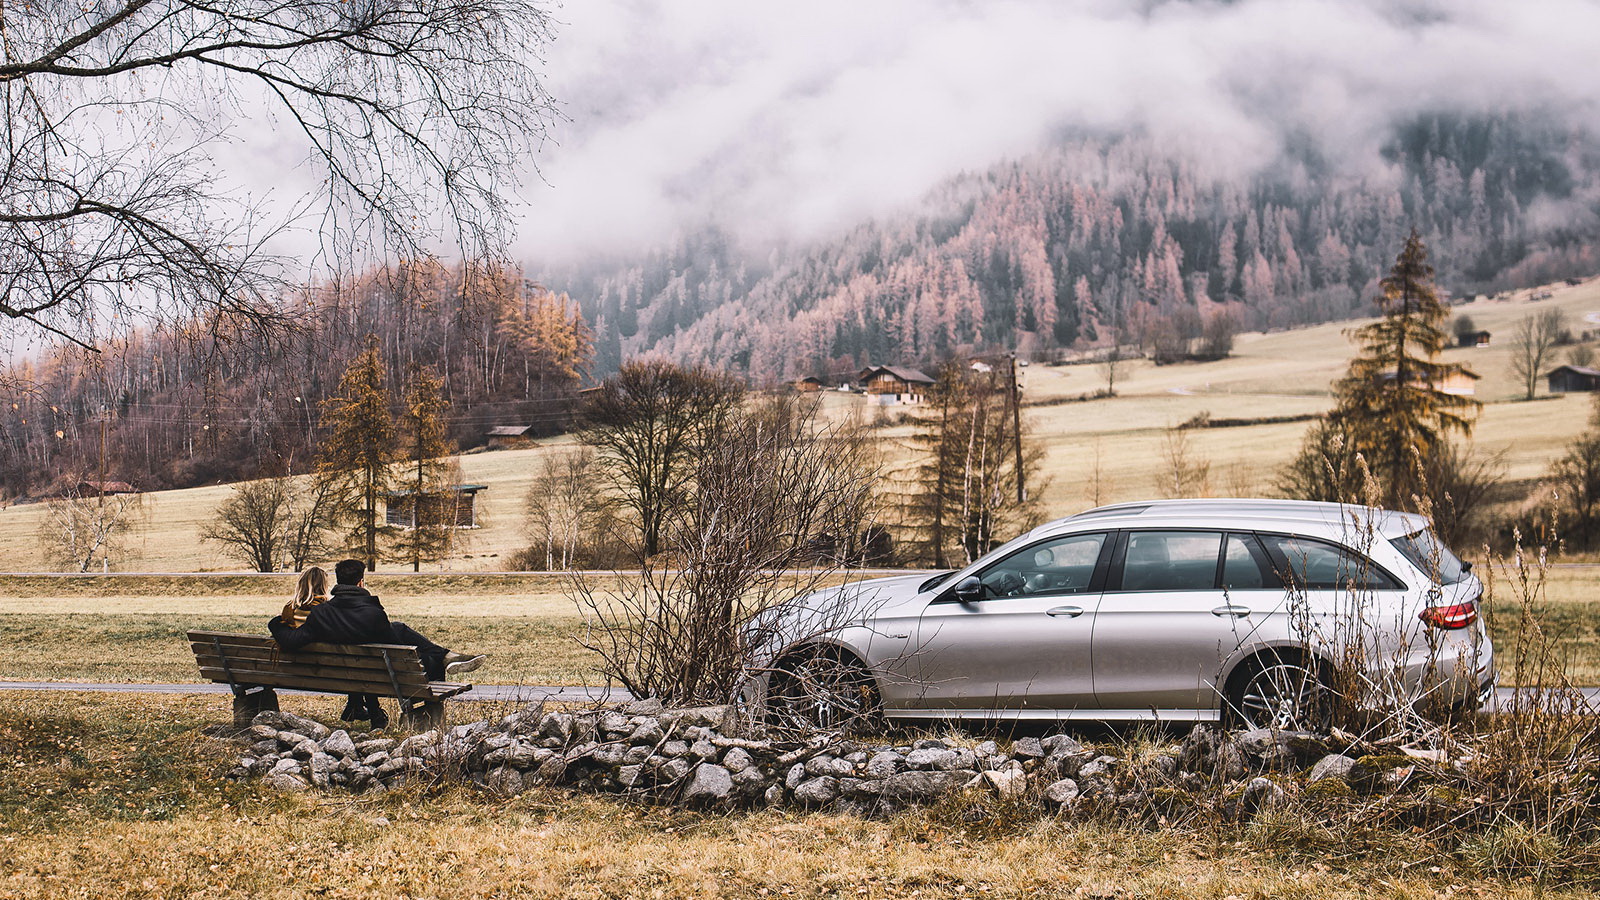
766,649,881,734
1225,650,1332,732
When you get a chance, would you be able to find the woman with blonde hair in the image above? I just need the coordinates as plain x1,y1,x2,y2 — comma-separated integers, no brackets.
282,566,329,628
280,565,383,727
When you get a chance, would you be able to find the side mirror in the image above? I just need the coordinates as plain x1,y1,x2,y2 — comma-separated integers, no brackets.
1461,560,1473,573
953,575,986,605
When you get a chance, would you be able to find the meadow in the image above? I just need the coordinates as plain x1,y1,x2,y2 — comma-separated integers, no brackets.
3,280,1599,574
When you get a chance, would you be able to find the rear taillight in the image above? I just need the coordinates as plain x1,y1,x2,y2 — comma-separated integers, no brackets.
1420,602,1478,630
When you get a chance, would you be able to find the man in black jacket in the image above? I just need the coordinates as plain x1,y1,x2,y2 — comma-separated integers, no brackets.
268,558,484,726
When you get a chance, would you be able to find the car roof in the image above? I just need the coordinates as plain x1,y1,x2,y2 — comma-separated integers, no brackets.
1030,498,1429,541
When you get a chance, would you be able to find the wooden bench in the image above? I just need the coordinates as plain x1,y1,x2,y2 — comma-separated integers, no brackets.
188,630,472,729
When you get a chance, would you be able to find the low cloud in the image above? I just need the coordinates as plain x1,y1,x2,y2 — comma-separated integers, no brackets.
517,0,1600,262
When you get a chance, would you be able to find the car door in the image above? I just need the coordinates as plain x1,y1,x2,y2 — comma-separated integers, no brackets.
1090,530,1276,713
908,531,1111,713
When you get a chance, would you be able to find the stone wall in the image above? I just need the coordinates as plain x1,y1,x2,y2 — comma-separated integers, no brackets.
221,703,1460,818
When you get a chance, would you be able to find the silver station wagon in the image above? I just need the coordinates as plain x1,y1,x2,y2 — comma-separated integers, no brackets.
758,499,1496,731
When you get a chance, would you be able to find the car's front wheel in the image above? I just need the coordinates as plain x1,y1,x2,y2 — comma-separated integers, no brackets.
1226,651,1332,732
765,650,881,734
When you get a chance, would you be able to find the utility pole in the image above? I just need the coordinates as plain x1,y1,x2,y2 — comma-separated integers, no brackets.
1008,353,1024,503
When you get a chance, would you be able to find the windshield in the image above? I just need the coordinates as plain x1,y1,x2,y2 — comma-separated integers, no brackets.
919,571,956,592
1390,529,1469,585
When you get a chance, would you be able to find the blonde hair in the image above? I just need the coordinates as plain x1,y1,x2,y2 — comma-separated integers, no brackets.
292,566,329,609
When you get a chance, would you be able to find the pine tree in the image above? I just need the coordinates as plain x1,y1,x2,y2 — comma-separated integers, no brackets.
392,364,456,572
1282,231,1480,509
318,336,397,569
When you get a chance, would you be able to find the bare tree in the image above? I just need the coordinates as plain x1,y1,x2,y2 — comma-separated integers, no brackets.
205,474,336,572
523,446,605,571
574,395,880,709
1157,423,1211,498
580,360,745,559
1099,346,1125,397
36,486,144,572
1510,308,1567,401
204,478,296,572
2,1,557,351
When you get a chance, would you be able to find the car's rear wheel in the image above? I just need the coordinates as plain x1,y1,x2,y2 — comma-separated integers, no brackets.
1226,651,1331,732
766,650,881,734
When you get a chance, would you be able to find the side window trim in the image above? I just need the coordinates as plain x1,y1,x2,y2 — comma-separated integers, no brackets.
1257,531,1404,591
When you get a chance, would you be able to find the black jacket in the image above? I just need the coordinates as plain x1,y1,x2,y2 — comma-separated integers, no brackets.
268,583,394,651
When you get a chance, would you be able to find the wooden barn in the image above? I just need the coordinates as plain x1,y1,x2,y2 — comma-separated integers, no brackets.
1456,330,1491,348
384,484,487,529
1546,365,1600,393
858,365,935,405
792,376,824,393
485,424,534,450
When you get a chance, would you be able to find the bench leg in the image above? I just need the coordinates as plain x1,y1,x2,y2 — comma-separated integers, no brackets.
400,700,444,731
232,686,279,727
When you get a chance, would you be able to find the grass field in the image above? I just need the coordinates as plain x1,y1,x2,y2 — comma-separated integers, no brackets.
1,690,1593,899
4,280,1600,574
1,564,1596,686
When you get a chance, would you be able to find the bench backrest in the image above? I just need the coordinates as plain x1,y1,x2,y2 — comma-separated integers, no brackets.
188,630,437,700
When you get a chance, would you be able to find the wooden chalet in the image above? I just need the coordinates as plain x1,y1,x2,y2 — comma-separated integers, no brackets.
485,424,534,450
1547,365,1600,393
858,365,935,405
384,484,488,529
792,376,824,393
1456,330,1492,348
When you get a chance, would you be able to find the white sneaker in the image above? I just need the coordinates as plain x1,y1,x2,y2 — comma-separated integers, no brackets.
444,653,486,676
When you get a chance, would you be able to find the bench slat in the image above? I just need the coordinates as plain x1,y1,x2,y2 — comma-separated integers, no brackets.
196,665,470,700
187,631,426,659
188,642,428,674
191,654,432,688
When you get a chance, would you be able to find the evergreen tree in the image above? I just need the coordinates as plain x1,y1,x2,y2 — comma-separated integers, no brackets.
904,361,1039,566
1282,231,1480,509
392,365,456,572
318,336,397,569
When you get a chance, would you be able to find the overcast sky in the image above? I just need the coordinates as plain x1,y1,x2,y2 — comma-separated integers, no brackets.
508,0,1600,263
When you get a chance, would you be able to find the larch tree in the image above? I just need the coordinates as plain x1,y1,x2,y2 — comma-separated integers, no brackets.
318,337,397,570
392,365,456,572
905,361,1040,567
1282,231,1480,510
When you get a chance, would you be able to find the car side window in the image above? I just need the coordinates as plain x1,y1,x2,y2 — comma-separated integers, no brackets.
1260,534,1403,591
976,533,1107,599
1116,531,1223,592
1221,533,1277,591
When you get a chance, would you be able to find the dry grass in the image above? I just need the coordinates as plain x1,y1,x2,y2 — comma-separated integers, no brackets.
2,690,1593,900
6,281,1600,574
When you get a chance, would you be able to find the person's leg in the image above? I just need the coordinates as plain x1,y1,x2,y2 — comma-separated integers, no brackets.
390,621,449,680
363,694,389,728
340,693,366,721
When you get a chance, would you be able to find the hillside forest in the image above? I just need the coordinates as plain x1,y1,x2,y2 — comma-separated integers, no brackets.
5,112,1600,499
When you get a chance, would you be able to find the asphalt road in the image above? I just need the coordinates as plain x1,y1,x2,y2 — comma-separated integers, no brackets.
3,681,1597,712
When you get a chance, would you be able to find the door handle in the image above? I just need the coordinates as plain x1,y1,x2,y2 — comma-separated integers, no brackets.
1046,606,1085,618
1211,605,1252,617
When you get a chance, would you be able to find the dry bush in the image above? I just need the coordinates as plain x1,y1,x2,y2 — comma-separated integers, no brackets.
573,395,882,708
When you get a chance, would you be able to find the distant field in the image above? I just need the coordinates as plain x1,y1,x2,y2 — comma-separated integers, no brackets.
3,278,1600,573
